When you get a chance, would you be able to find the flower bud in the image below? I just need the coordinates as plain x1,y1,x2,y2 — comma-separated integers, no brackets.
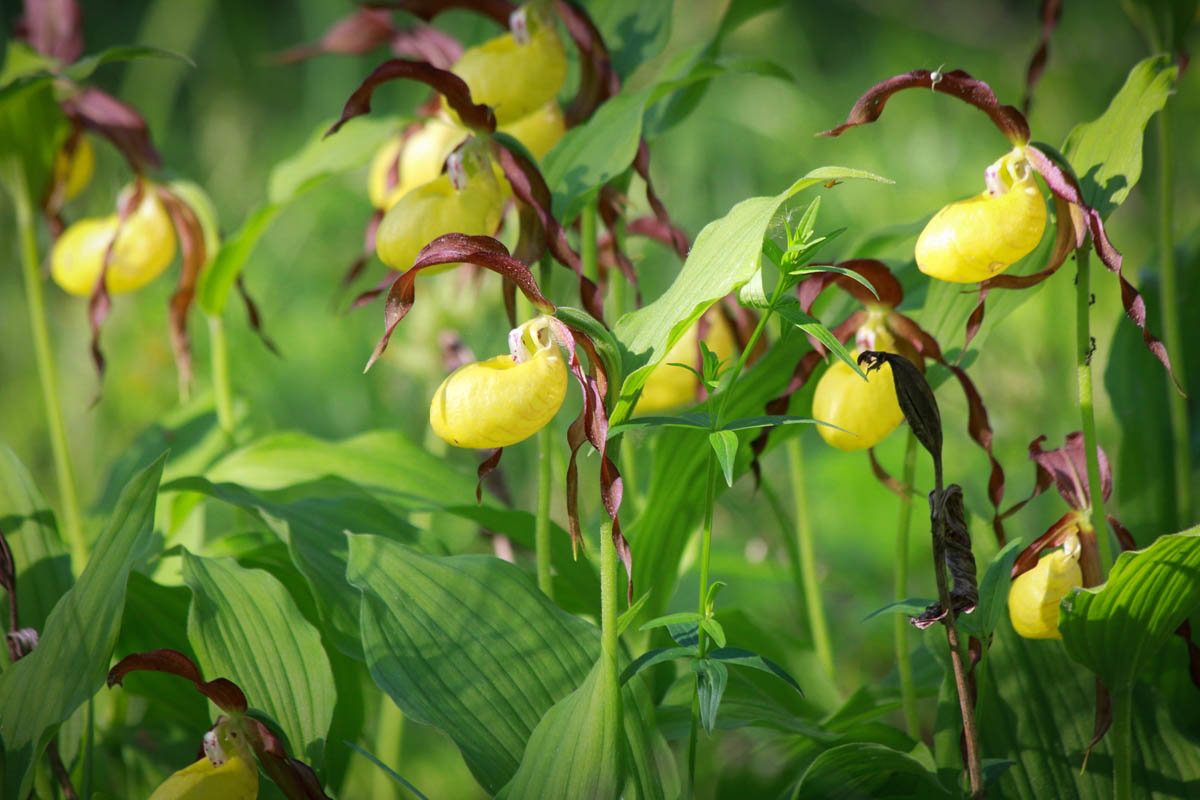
430,316,568,448
915,148,1047,283
446,6,567,125
375,143,504,272
1008,534,1083,639
51,183,177,296
636,309,737,413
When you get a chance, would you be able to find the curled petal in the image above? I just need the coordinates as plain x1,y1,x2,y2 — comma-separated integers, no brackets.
818,68,1030,145
107,648,248,713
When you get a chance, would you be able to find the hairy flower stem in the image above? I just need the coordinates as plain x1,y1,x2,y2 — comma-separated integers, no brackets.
930,465,983,798
15,175,86,571
208,314,236,438
1156,108,1190,527
894,431,920,738
535,424,554,599
786,437,835,680
581,197,599,284
1075,244,1112,571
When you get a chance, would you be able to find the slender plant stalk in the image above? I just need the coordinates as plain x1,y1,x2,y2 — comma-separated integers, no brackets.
372,701,406,799
1155,108,1190,527
893,431,920,738
46,739,78,800
785,437,835,680
581,197,598,284
929,465,983,798
598,515,619,662
15,175,87,570
207,314,236,438
1075,244,1112,571
684,453,718,798
1111,680,1134,800
535,424,554,599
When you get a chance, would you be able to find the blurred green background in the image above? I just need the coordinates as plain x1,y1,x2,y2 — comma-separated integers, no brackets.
2,0,1196,796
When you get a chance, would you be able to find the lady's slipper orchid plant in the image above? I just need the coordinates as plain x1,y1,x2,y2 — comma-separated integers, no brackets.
819,67,1177,385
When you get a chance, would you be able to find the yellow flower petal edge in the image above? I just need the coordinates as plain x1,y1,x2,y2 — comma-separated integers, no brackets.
50,183,178,296
915,148,1048,284
1008,534,1083,640
446,6,567,125
430,316,568,449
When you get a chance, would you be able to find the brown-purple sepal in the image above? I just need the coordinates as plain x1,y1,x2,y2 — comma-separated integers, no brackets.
326,59,495,138
61,87,161,173
818,68,1030,145
106,648,249,713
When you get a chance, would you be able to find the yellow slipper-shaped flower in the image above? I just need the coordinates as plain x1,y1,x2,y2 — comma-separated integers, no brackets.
915,147,1047,283
149,723,258,800
499,100,566,161
375,144,504,274
636,309,737,413
812,349,906,451
447,6,567,125
368,117,468,211
51,183,177,296
1008,534,1083,639
431,316,568,448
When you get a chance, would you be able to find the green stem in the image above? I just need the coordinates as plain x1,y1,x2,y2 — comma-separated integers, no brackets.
1075,244,1112,572
893,431,920,738
1156,107,1190,528
786,437,835,680
1111,681,1133,800
686,686,700,798
535,424,554,599
696,452,717,653
15,173,86,570
372,702,406,799
581,197,599,284
207,314,236,438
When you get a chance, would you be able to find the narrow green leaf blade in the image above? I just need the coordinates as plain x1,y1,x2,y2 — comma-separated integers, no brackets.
958,538,1023,641
774,300,865,378
63,45,192,81
709,430,739,487
708,647,802,694
182,550,337,767
619,646,698,685
1058,528,1200,689
1062,55,1177,219
692,658,729,734
0,454,164,798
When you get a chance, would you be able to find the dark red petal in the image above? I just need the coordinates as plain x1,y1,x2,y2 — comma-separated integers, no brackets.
18,0,83,63
326,58,495,137
107,648,249,713
244,719,334,799
366,234,554,370
275,8,396,64
61,87,160,173
1021,0,1064,115
557,0,620,126
158,187,207,398
1029,431,1113,508
818,69,1030,145
476,448,503,503
633,139,688,259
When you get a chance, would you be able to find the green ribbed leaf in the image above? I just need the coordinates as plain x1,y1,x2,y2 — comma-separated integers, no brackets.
1062,55,1177,219
345,535,676,798
793,742,952,799
168,476,417,659
1059,529,1200,689
0,444,72,633
181,550,336,767
0,454,164,799
496,658,623,800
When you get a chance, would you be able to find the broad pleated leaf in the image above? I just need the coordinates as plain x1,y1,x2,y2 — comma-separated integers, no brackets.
1058,529,1200,689
496,658,623,800
976,614,1200,798
169,476,417,659
0,454,164,799
181,550,336,767
345,535,675,797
